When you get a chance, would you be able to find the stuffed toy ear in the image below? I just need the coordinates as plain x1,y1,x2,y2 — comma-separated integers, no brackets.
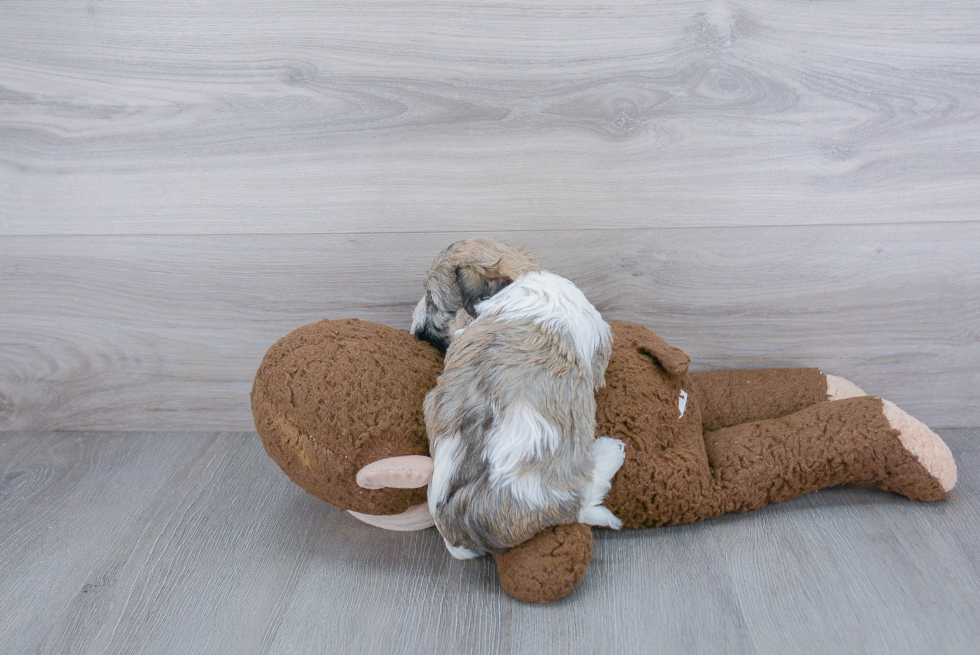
635,331,690,377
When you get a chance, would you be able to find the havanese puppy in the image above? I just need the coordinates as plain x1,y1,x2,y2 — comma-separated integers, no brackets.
411,238,625,559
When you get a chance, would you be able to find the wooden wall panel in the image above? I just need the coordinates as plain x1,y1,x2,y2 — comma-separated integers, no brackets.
1,224,977,430
1,1,977,430
2,0,979,235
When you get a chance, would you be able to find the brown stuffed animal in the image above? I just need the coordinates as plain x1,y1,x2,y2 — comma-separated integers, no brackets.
252,318,957,603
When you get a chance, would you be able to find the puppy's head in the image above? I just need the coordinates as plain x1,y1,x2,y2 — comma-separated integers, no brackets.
411,238,539,352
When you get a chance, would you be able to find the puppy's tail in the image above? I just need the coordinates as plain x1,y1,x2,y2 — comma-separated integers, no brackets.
578,437,625,529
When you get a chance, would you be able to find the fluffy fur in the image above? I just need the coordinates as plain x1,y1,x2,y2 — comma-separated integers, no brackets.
413,238,622,559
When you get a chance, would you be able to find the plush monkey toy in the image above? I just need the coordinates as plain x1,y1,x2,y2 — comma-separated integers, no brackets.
252,318,956,603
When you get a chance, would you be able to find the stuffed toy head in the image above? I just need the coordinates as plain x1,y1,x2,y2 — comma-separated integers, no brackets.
252,318,956,603
252,318,439,519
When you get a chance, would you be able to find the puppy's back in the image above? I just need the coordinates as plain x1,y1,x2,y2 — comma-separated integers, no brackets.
425,273,612,555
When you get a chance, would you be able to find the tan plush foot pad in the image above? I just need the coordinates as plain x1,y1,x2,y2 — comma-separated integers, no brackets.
882,400,957,493
825,374,867,401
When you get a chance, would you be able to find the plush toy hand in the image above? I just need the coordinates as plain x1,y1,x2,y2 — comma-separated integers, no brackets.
348,456,436,531
492,523,594,603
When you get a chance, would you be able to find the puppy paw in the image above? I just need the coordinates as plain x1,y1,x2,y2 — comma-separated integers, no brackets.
825,374,868,401
882,400,957,493
593,435,625,469
580,505,623,530
578,437,625,529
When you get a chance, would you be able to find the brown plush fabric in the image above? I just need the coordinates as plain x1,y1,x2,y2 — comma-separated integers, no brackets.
690,368,829,433
252,317,952,604
251,318,441,514
493,523,593,604
598,325,948,529
701,396,949,511
597,322,709,528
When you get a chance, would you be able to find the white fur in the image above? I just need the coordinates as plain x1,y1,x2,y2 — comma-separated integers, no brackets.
411,295,427,335
427,433,461,517
475,271,612,370
578,437,625,529
430,435,485,559
442,537,480,560
500,470,576,509
486,404,562,484
476,272,621,528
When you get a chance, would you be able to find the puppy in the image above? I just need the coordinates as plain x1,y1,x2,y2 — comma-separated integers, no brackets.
411,238,625,559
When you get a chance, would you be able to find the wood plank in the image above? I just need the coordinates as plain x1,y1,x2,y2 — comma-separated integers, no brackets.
16,432,509,655
2,224,977,431
0,432,197,654
264,512,510,655
1,430,977,653
2,1,979,234
506,523,755,655
715,428,980,655
23,433,330,655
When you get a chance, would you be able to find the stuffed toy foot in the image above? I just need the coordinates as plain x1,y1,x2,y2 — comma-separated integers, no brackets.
825,374,867,401
879,399,957,498
694,395,955,516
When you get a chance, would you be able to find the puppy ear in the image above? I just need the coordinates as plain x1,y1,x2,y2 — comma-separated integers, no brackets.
515,245,537,262
457,266,512,316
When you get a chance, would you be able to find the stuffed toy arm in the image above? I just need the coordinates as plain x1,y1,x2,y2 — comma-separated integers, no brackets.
492,523,594,603
620,320,867,434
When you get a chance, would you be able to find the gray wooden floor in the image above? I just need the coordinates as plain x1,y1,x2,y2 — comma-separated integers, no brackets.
1,430,977,655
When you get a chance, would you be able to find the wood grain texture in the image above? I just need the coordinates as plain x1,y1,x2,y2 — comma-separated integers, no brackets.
23,433,337,655
0,430,977,654
713,434,980,655
2,224,977,431
2,1,979,234
0,432,199,654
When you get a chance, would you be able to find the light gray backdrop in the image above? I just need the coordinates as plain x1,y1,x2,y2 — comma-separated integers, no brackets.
2,0,978,430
